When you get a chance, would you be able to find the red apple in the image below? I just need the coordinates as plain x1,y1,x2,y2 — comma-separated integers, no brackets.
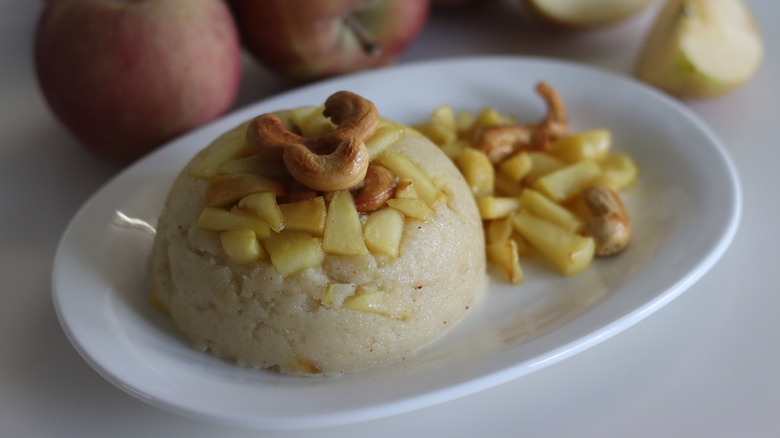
229,0,430,82
34,0,242,163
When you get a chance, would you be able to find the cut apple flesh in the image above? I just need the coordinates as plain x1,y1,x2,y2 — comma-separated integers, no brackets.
636,0,763,97
527,0,654,27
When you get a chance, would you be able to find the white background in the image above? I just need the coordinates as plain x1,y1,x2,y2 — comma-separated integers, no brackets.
2,0,778,436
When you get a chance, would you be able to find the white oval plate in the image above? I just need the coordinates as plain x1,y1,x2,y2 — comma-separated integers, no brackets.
52,56,740,430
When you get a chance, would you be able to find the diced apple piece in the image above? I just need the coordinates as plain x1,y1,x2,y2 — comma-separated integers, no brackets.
476,196,520,220
217,155,290,178
417,104,457,146
456,147,494,198
278,196,327,236
188,127,251,179
322,190,368,256
219,229,264,264
386,198,435,221
551,130,611,163
439,139,470,161
365,121,405,160
520,188,583,233
494,171,526,197
377,152,443,205
364,207,405,258
237,191,284,232
511,210,594,276
467,107,513,137
343,289,410,321
523,151,567,184
288,105,335,137
263,230,325,277
394,180,419,200
320,282,357,307
205,173,287,207
485,217,513,244
533,159,601,203
486,240,524,284
197,207,271,237
595,154,639,191
498,151,533,182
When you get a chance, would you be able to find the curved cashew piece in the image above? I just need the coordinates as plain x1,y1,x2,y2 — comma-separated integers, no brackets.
322,90,380,145
246,91,380,191
533,82,568,143
353,165,397,212
582,185,631,256
473,124,535,164
283,136,369,192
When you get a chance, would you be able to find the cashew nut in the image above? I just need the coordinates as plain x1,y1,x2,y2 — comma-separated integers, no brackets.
246,91,380,191
533,81,568,142
283,136,369,192
582,185,630,256
473,124,535,164
352,165,397,212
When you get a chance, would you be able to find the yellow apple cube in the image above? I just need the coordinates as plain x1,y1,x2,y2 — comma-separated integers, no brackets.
520,188,583,233
386,198,435,221
377,151,443,205
322,190,368,256
551,130,611,163
493,171,525,197
263,230,325,277
343,289,410,320
278,196,327,236
417,104,458,146
439,138,470,161
205,173,287,207
363,207,405,258
486,239,524,284
498,151,533,183
476,196,521,220
188,128,250,179
289,105,334,138
237,191,283,232
523,151,567,184
533,159,601,203
217,155,290,178
595,154,639,191
219,229,264,264
320,282,357,307
365,121,405,160
456,147,495,198
511,210,594,276
197,207,271,237
485,217,513,244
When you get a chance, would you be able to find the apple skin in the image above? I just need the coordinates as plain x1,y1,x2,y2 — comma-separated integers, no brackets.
229,0,430,82
34,0,242,163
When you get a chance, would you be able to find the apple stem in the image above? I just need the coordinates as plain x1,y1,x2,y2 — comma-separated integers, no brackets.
345,15,382,57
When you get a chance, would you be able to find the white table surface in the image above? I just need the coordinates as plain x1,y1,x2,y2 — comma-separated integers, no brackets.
2,1,778,436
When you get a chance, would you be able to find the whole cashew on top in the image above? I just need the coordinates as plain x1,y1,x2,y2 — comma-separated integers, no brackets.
246,91,380,192
582,185,631,256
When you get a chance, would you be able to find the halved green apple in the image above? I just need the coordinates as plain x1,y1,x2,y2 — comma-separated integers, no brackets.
635,0,763,98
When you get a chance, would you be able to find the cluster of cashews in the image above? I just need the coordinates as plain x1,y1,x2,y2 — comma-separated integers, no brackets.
246,91,397,212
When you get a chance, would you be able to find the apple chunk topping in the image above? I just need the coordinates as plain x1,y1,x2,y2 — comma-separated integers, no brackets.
192,91,453,279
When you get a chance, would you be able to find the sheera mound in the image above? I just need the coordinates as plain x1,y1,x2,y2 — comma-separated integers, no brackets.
150,91,486,376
